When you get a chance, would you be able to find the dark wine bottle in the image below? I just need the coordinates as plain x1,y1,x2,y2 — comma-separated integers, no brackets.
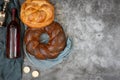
6,8,21,59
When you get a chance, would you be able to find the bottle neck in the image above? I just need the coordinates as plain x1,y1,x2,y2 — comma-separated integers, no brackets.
11,8,17,21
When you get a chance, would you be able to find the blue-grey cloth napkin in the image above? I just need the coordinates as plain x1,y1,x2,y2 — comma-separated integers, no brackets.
0,0,24,80
24,38,72,71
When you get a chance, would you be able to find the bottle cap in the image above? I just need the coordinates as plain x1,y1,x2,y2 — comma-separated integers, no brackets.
12,8,17,15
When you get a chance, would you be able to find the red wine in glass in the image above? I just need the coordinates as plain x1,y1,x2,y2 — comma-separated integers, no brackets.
6,8,21,59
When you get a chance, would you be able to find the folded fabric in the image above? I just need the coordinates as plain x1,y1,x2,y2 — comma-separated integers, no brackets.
0,0,24,80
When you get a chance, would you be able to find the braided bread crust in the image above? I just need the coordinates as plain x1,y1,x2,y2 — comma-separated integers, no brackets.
24,22,66,60
20,0,54,28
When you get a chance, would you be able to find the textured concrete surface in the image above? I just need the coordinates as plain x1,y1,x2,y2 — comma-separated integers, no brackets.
22,0,120,80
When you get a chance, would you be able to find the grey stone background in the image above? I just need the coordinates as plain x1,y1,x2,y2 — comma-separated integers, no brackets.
21,0,120,80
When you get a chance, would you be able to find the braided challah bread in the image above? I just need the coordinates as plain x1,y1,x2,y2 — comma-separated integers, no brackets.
20,0,54,28
24,22,66,60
